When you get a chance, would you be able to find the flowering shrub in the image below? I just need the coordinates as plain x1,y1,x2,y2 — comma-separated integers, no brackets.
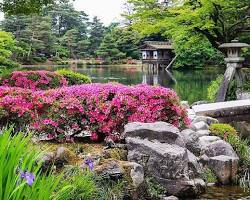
0,70,68,90
0,83,190,141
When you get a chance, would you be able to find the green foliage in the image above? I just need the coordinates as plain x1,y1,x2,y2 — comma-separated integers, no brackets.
0,127,68,200
0,31,20,69
94,178,125,200
227,80,237,101
209,123,238,138
127,0,250,68
0,0,53,15
207,75,224,102
174,39,224,69
243,81,250,92
60,166,97,200
201,168,217,184
146,177,167,198
88,16,106,56
127,0,250,49
57,69,91,85
96,25,141,62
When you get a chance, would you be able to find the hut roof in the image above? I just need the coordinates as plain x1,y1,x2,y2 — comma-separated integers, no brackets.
140,41,173,50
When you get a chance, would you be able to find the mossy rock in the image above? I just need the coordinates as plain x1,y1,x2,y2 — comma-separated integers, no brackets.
102,148,128,161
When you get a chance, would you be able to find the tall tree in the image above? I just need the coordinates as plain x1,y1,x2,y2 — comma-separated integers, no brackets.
96,33,126,62
88,16,105,56
46,1,89,37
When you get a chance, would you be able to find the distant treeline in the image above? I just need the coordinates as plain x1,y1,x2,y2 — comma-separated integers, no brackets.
0,1,148,64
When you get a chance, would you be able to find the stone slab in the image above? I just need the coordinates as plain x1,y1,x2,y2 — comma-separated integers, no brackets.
192,100,250,120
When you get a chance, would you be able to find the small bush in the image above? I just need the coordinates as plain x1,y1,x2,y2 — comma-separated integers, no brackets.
207,75,224,102
56,69,91,85
0,83,189,141
209,123,238,139
0,70,68,90
243,81,250,91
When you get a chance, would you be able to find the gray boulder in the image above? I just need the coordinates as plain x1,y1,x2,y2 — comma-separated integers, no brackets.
180,129,210,156
187,109,196,121
156,178,205,197
192,116,219,126
198,136,221,150
203,140,238,158
190,121,209,131
126,137,205,197
187,150,202,176
208,155,239,184
123,122,185,146
180,129,200,156
196,130,210,137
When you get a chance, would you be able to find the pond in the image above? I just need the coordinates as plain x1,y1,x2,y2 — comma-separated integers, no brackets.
23,64,225,103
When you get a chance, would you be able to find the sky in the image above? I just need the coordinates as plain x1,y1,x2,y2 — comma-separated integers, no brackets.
0,0,127,25
73,0,126,25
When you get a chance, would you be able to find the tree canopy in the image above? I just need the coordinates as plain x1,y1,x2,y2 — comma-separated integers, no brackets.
0,0,54,15
126,0,250,49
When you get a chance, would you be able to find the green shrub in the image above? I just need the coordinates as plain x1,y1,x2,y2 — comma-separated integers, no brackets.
209,123,238,139
0,127,69,200
207,75,224,102
56,69,91,85
146,177,167,198
243,81,250,91
201,168,217,184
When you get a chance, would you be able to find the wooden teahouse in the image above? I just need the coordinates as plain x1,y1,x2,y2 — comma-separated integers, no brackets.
140,41,174,69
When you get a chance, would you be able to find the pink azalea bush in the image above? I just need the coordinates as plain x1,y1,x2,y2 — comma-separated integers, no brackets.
0,83,190,141
0,70,68,90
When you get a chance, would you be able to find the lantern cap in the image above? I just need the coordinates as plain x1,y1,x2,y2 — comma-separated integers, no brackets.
219,40,250,48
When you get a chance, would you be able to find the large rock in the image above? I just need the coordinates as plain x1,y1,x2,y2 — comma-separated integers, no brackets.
208,155,239,184
156,178,205,197
95,159,145,199
180,129,210,156
198,136,221,150
180,129,200,156
126,137,205,197
203,140,238,158
123,122,185,146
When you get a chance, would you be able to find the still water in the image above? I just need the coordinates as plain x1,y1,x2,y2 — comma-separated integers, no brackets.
75,65,224,103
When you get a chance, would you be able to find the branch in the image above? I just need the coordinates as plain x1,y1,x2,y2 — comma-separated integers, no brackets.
194,27,220,49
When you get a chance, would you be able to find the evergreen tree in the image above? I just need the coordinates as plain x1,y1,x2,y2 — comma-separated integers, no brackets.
88,16,105,56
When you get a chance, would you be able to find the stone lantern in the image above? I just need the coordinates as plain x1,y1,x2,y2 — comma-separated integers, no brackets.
216,40,250,102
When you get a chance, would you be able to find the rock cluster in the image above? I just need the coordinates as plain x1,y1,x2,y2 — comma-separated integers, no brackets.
123,116,239,198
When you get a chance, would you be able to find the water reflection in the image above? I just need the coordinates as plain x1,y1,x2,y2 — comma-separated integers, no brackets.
21,64,224,103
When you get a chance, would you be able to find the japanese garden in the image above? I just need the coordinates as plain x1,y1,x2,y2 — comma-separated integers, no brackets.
0,0,250,199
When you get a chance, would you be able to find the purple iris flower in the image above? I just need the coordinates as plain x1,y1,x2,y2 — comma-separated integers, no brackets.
20,171,35,186
85,158,94,171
